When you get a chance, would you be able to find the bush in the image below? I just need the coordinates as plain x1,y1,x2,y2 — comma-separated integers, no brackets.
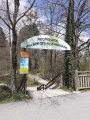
0,85,32,104
13,93,27,101
79,55,89,71
0,86,12,102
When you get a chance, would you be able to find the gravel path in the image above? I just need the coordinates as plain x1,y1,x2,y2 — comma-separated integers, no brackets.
27,87,71,99
27,74,71,99
0,91,90,120
28,74,48,84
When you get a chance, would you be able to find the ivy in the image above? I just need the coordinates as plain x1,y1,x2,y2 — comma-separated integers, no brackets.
63,0,75,88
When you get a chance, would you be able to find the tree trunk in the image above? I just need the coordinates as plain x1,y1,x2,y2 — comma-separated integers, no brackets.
10,29,17,92
55,51,57,63
50,50,53,80
64,0,75,88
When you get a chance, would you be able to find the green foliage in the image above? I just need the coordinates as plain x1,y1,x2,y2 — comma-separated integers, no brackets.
13,93,29,101
18,23,39,44
61,86,74,92
0,85,31,104
64,47,75,88
0,86,12,103
38,59,51,79
64,0,75,88
27,76,40,87
37,51,64,80
79,55,89,71
1,98,13,104
0,74,25,92
0,27,6,47
80,89,90,92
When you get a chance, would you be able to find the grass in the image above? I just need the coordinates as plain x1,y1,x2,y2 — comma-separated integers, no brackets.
61,86,90,93
0,74,23,85
0,74,40,87
60,86,74,92
0,86,12,103
12,92,31,101
0,85,31,104
27,76,41,87
80,88,90,92
0,74,41,104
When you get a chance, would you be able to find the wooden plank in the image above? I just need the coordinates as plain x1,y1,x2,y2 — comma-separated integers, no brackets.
87,77,89,87
60,74,63,87
79,87,90,90
87,76,90,87
78,75,90,77
83,76,85,87
80,77,82,87
76,71,90,90
75,70,79,91
86,77,88,87
85,77,87,87
78,77,81,87
84,77,87,87
78,71,90,73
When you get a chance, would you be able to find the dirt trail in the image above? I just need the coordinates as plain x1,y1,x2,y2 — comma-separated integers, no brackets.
28,74,48,84
27,74,71,99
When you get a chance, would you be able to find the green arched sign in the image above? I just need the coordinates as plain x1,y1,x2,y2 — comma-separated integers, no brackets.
21,35,71,51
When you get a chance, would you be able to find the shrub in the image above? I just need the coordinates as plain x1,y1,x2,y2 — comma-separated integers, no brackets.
13,93,28,101
0,86,12,102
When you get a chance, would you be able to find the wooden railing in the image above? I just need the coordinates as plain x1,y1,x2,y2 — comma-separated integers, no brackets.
75,70,90,91
37,73,63,90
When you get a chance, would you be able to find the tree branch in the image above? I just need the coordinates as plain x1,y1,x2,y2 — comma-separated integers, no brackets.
15,0,36,25
6,0,13,26
0,16,12,30
78,39,90,50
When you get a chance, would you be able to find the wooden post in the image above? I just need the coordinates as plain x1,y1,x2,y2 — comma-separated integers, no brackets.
23,74,27,95
60,74,63,87
75,70,79,91
20,49,29,95
23,48,27,95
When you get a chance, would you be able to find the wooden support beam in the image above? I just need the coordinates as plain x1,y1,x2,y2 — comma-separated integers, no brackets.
75,70,79,91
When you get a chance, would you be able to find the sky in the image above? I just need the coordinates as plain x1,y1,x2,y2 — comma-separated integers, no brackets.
36,0,90,42
0,0,27,39
0,0,90,43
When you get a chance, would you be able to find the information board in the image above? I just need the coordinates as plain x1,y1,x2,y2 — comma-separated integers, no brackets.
20,51,29,58
20,58,29,74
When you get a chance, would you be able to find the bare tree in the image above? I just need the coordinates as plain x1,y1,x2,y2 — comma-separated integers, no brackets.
72,0,90,69
0,0,36,92
37,0,67,79
64,0,90,88
40,0,90,87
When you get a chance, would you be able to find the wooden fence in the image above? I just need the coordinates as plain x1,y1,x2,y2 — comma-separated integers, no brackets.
75,70,90,91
